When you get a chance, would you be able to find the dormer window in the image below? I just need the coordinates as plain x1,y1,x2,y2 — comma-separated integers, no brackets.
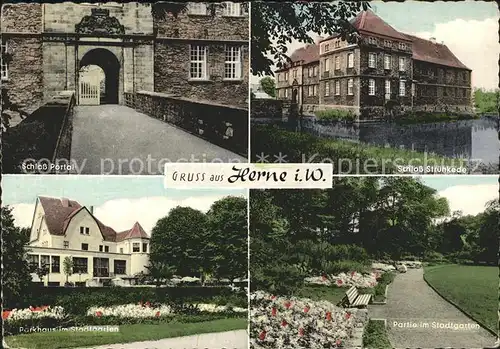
334,41,340,48
399,42,407,50
368,37,377,45
324,44,330,53
384,40,392,47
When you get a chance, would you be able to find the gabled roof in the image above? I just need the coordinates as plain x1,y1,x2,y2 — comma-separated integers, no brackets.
402,33,471,70
39,196,82,236
116,222,150,242
36,196,148,242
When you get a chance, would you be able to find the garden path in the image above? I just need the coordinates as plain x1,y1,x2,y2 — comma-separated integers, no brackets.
368,269,496,348
73,329,247,349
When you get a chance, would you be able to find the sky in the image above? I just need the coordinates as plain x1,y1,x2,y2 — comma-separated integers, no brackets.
251,1,499,90
2,175,247,234
3,175,497,233
420,175,498,216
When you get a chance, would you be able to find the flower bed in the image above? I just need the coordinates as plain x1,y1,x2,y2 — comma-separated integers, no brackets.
3,306,65,321
304,271,380,288
87,302,247,319
250,291,367,348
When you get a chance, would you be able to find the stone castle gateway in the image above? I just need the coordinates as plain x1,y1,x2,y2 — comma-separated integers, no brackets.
1,2,249,110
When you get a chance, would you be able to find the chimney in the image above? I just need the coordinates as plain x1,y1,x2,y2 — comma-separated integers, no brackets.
429,37,436,43
61,198,69,207
90,206,94,215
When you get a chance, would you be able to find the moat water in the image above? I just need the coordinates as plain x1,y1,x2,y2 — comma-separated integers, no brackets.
253,116,499,170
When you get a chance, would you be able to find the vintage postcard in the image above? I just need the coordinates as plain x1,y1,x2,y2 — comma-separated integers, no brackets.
1,1,249,175
250,1,499,175
2,175,248,348
249,176,498,348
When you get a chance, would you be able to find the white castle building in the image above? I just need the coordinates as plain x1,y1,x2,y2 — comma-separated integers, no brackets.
27,196,150,286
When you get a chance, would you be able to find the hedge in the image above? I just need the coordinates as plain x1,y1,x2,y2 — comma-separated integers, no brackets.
7,286,247,314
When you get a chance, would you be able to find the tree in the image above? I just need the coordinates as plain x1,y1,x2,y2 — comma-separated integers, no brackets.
251,2,370,76
2,206,32,308
205,196,248,280
259,77,276,97
473,88,499,114
63,256,73,285
145,260,176,286
150,206,208,277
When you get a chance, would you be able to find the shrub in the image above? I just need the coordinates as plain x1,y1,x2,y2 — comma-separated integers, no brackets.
321,260,371,275
21,286,245,315
422,251,447,263
251,263,307,296
315,109,355,122
362,320,392,349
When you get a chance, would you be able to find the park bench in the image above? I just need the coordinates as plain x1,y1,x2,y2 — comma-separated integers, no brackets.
342,286,371,307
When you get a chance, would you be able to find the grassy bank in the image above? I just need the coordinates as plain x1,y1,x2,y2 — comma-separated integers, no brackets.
363,319,392,349
251,125,467,174
424,264,497,334
5,317,247,349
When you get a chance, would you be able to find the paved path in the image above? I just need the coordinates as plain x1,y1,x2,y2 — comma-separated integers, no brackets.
70,105,246,175
74,330,248,349
368,269,497,348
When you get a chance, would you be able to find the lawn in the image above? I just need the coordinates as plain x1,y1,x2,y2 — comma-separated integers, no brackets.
295,285,347,304
424,264,497,334
5,317,247,349
251,125,467,174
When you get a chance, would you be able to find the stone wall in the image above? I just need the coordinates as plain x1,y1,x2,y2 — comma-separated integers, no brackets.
154,41,248,108
251,99,282,119
154,3,248,41
2,37,44,110
1,3,42,33
43,3,153,34
126,91,248,156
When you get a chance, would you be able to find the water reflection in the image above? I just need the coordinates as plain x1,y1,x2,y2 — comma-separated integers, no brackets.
257,117,500,167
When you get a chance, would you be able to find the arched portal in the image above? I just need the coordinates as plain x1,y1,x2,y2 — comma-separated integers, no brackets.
78,48,120,105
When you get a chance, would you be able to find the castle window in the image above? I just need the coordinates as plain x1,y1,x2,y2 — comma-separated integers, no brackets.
85,227,89,235
223,2,241,17
368,79,375,96
385,80,391,97
347,53,354,68
313,85,318,96
399,57,405,72
224,46,242,80
133,243,140,252
1,40,7,80
189,45,208,80
313,66,318,76
142,243,148,253
398,42,406,50
368,53,376,68
335,56,340,70
335,81,340,95
63,241,69,248
399,80,406,96
324,44,330,53
188,3,208,15
347,79,354,95
384,40,392,47
105,246,109,252
368,37,377,45
325,58,330,72
81,243,89,251
384,55,391,70
325,82,330,96
99,245,103,252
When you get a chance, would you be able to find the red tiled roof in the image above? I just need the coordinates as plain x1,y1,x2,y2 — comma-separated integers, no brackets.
351,10,410,41
116,222,150,242
298,10,469,71
403,33,471,70
37,196,146,242
290,44,319,65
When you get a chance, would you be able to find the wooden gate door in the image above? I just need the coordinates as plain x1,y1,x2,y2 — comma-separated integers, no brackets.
78,79,100,105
